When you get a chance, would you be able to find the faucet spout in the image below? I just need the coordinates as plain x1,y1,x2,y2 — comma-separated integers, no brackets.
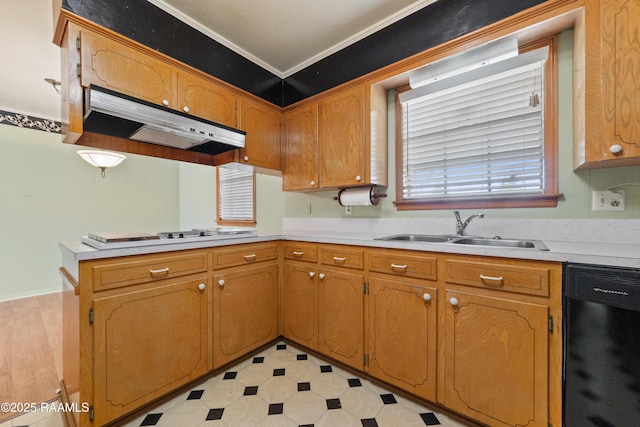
454,211,484,236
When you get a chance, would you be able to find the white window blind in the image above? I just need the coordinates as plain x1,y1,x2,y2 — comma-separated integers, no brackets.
400,47,547,201
217,166,254,222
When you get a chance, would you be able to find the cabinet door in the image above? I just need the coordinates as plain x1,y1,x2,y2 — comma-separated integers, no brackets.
283,103,319,190
238,97,282,170
283,263,318,350
367,277,437,401
442,290,548,427
318,269,364,370
80,30,175,107
319,85,366,188
578,0,640,167
177,72,237,127
92,278,208,426
212,263,278,368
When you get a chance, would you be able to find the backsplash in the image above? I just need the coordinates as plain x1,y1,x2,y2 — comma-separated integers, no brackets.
282,217,640,244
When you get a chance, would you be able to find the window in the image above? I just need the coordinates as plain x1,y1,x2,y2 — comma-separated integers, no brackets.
395,37,561,210
216,165,256,226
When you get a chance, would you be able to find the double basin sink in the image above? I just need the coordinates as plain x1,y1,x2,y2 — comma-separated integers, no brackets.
375,234,549,250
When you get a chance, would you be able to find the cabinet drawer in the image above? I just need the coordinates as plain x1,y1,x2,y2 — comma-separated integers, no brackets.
369,251,437,281
445,259,549,297
213,243,278,269
320,247,364,270
91,252,208,291
283,243,318,263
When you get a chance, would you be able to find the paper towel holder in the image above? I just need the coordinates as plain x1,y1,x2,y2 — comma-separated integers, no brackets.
334,186,387,206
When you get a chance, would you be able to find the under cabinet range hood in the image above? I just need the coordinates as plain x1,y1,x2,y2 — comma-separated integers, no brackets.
83,85,246,156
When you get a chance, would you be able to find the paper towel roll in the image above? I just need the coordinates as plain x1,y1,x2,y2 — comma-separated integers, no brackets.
337,187,384,206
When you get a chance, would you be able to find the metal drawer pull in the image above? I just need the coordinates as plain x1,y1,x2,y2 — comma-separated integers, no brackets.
480,274,504,282
292,251,304,256
243,254,257,261
391,264,408,270
333,257,347,262
149,267,170,275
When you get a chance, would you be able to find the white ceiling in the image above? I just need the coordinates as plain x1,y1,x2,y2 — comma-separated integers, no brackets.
148,0,439,78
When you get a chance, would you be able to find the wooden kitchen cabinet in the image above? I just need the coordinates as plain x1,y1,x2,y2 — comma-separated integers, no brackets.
282,262,319,350
176,71,237,127
441,289,549,427
212,262,278,368
79,28,175,108
283,103,320,190
91,277,208,426
574,0,640,168
366,276,437,401
238,97,282,170
318,267,364,370
282,82,387,191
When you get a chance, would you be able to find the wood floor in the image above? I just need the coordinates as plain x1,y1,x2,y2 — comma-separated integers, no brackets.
0,292,62,423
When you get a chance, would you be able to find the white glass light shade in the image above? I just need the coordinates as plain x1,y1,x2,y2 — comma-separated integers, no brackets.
77,150,126,176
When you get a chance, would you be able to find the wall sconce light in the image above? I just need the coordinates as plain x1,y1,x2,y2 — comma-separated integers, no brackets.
77,150,126,177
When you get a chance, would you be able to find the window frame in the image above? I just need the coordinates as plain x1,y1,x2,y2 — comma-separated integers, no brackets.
394,36,561,211
216,166,257,227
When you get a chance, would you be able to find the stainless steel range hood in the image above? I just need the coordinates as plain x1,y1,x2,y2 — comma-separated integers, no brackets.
83,85,246,156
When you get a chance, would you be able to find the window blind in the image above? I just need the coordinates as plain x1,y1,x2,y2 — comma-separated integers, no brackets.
400,48,547,201
217,166,254,222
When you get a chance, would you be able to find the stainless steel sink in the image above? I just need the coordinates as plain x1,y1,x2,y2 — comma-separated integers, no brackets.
375,234,458,243
375,234,549,250
452,237,549,250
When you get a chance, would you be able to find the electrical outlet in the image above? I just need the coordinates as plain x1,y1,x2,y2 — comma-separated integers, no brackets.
592,190,625,211
345,205,352,214
305,203,312,214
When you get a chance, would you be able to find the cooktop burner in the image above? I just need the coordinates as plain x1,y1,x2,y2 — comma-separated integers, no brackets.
157,230,212,239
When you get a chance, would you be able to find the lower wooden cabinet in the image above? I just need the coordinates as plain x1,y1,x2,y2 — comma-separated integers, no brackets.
282,263,319,350
318,268,364,370
91,277,208,426
212,263,278,368
366,277,437,401
441,289,549,427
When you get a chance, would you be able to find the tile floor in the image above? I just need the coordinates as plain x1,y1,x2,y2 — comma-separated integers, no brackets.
4,341,473,427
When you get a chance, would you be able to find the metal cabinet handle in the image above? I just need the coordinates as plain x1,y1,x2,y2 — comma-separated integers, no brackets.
333,257,347,262
480,274,504,282
423,293,431,301
149,267,170,275
450,297,459,306
243,254,257,261
218,279,225,287
391,263,408,270
198,283,205,291
292,251,304,257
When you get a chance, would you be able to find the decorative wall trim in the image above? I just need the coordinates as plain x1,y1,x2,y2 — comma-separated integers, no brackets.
0,110,61,134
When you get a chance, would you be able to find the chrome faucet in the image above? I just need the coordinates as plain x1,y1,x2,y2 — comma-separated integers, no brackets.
454,210,485,236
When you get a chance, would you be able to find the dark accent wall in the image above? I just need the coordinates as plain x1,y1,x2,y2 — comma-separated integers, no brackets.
62,0,545,107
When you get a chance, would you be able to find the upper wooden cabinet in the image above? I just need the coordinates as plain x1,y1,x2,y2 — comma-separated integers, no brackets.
283,103,320,190
283,83,387,191
177,72,237,127
238,97,282,170
80,29,175,108
574,0,640,168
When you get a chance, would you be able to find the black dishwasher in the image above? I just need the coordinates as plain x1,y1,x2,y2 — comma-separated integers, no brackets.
564,263,640,427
